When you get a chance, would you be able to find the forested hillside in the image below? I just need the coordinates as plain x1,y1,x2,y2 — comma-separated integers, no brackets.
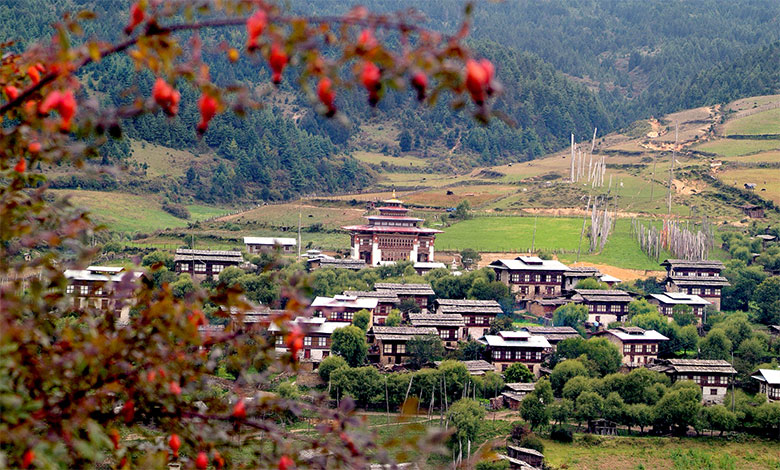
4,1,780,203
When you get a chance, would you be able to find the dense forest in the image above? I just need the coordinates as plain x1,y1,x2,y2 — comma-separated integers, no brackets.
4,1,780,202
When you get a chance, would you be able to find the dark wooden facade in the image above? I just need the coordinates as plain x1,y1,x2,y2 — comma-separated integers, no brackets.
174,249,244,281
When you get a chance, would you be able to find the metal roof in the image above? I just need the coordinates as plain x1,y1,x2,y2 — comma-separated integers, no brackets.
269,317,351,335
65,268,141,283
650,292,711,306
343,290,399,303
599,328,669,342
243,236,296,246
572,289,632,303
414,262,447,269
489,257,569,272
342,224,443,234
505,382,537,392
370,326,438,341
408,313,465,327
310,296,378,310
654,359,737,375
436,299,503,314
374,283,435,296
174,249,243,263
661,259,725,270
478,332,551,349
752,369,780,385
667,276,731,287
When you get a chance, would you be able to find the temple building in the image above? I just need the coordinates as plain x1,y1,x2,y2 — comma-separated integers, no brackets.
342,192,442,266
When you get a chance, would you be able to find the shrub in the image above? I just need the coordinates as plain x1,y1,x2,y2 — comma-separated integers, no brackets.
161,201,191,219
550,425,574,443
517,433,544,453
318,356,348,383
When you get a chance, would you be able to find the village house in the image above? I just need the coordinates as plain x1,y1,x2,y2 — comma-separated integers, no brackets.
751,369,780,402
501,382,537,410
310,294,378,323
520,326,581,349
408,313,465,348
489,256,569,305
477,330,551,375
64,266,142,323
502,446,544,470
595,327,668,368
562,266,601,292
650,359,737,404
770,325,780,337
435,359,496,376
526,298,570,320
271,317,350,363
243,236,297,255
342,192,442,266
413,261,447,275
367,326,438,365
740,203,764,219
661,259,729,311
307,257,367,271
174,248,245,281
648,292,711,323
374,282,435,312
435,298,504,339
343,290,399,324
570,289,633,326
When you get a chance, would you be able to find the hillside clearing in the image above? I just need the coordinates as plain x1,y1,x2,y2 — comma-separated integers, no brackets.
695,139,780,157
437,216,583,253
718,168,780,205
723,107,780,135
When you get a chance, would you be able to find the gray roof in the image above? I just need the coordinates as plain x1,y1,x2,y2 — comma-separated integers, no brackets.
374,283,435,296
653,359,737,375
572,289,632,303
522,326,581,342
370,326,438,341
243,236,296,246
343,290,400,304
667,276,730,287
563,267,601,278
506,445,544,458
478,331,551,349
436,299,503,314
599,327,669,342
752,369,780,385
650,292,711,306
408,313,465,327
505,382,537,392
436,359,496,374
174,249,243,263
661,259,725,270
313,258,367,270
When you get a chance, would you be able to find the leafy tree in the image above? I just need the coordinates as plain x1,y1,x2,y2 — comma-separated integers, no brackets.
556,336,586,360
618,368,670,405
407,335,445,369
581,338,623,376
630,311,667,331
460,248,481,269
142,250,175,270
447,399,485,456
318,356,348,383
385,310,402,327
520,393,549,431
489,316,515,335
678,325,700,355
752,276,780,325
550,399,574,425
553,303,588,328
331,325,368,367
534,378,554,406
453,200,471,220
628,299,659,318
705,405,737,436
171,273,195,298
672,304,697,327
504,362,534,383
722,261,767,312
550,360,589,396
603,392,626,424
575,278,608,290
398,129,412,152
562,375,592,401
627,403,654,433
353,309,371,331
575,391,604,424
329,366,383,408
458,340,486,361
398,298,422,314
476,371,505,399
476,461,509,470
218,265,245,287
653,382,702,433
699,328,732,360
438,360,471,405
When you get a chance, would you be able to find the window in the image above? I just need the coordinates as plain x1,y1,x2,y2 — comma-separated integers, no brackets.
710,388,717,395
510,273,520,282
383,344,393,354
66,285,75,294
440,330,449,340
212,264,224,273
691,288,701,295
623,345,630,353
318,337,327,347
638,345,644,353
596,304,606,312
180,263,189,271
715,289,721,296
397,344,406,354
523,274,531,282
95,287,103,296
80,285,89,296
493,350,500,360
304,337,312,347
344,311,353,321
533,274,541,282
195,263,206,273
535,351,542,360
276,336,283,346
704,288,711,295
611,304,621,312
475,316,482,325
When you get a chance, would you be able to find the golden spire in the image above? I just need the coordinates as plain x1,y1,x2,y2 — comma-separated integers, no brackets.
392,188,397,199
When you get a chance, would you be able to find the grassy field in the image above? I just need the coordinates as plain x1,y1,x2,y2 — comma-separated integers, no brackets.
723,107,780,136
129,139,212,177
694,139,780,157
49,189,226,233
726,94,780,112
218,203,366,230
404,185,517,208
718,168,780,204
437,216,583,252
542,435,780,470
719,150,780,163
352,151,428,167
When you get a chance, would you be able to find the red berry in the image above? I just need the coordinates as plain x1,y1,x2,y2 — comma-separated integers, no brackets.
360,62,381,106
57,90,76,130
317,77,336,116
147,369,157,382
152,78,180,116
213,451,224,469
197,93,218,135
125,3,145,34
5,85,19,100
109,428,120,449
122,400,135,423
21,449,35,469
246,10,267,51
411,72,428,101
169,434,181,458
195,451,209,469
465,59,494,105
119,456,127,468
14,158,26,173
169,381,182,395
27,141,41,154
232,399,246,419
27,66,41,85
357,29,377,51
39,90,62,115
269,44,288,85
286,326,304,358
278,455,294,470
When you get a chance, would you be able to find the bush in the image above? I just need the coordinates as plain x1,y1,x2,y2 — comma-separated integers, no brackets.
318,356,348,383
161,201,191,219
550,425,574,443
517,433,544,453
